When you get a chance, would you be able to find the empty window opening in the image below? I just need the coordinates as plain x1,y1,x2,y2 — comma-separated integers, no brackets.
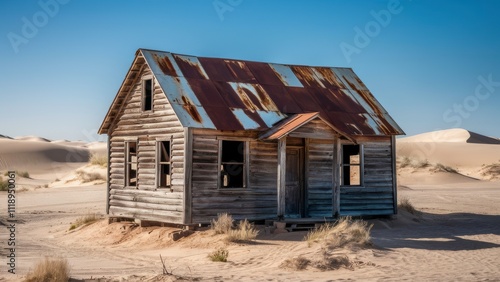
220,140,246,188
125,141,137,187
143,78,153,111
158,141,172,187
342,144,362,186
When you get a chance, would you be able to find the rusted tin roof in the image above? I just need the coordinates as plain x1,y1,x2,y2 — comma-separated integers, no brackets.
101,49,404,136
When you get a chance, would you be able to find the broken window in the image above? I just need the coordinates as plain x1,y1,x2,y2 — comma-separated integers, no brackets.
142,78,153,111
125,141,137,187
342,144,362,186
157,140,172,188
219,140,246,188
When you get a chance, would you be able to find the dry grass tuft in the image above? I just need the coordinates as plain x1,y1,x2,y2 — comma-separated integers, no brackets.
398,197,420,215
69,213,100,230
432,163,458,173
0,176,7,191
211,213,234,234
225,219,259,243
305,217,372,249
76,170,105,183
4,170,30,178
90,153,107,167
208,247,229,262
24,257,70,282
313,254,353,271
280,256,311,271
481,163,500,180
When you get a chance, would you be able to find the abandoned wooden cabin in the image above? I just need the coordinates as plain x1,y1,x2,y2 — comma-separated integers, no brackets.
98,48,405,225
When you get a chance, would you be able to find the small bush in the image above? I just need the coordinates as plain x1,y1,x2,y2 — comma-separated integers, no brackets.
226,219,259,243
398,197,419,215
43,184,49,188
69,213,100,230
433,163,458,173
211,213,234,234
313,254,353,271
398,156,411,168
76,170,105,183
90,153,107,167
208,247,228,262
0,176,8,191
4,171,30,178
24,257,70,282
414,159,430,168
305,217,372,249
280,256,310,270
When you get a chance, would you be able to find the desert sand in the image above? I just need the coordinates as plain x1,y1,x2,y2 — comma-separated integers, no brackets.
0,129,499,281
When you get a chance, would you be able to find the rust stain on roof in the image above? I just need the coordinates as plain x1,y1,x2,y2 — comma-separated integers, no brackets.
153,53,177,76
181,95,202,123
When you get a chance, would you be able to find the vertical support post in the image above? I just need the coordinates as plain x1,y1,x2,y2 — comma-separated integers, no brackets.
277,137,286,217
332,136,341,217
106,134,111,215
303,138,309,217
391,135,398,214
183,127,193,224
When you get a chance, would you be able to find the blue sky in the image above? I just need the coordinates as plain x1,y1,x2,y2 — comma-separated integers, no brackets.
1,0,499,141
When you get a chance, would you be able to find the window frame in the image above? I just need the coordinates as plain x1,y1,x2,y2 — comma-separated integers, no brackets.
217,139,249,189
340,143,364,187
156,137,173,189
142,75,154,112
124,140,138,189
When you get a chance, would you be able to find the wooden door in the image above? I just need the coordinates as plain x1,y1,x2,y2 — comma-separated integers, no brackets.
285,148,304,217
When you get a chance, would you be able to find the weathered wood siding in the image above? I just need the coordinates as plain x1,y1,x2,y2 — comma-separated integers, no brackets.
340,140,395,216
108,64,185,224
307,139,334,217
190,131,278,223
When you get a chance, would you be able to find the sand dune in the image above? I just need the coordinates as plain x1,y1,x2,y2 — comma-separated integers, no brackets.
14,135,52,142
0,136,106,178
398,128,500,144
397,128,500,180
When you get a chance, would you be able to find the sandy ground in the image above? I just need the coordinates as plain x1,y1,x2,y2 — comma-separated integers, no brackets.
0,130,499,281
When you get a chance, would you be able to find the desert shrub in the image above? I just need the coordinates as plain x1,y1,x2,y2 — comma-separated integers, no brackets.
226,219,259,242
76,170,105,183
280,256,311,270
90,153,107,167
304,223,335,246
69,213,100,230
305,217,372,249
211,213,234,234
4,171,30,178
24,257,70,282
398,156,411,168
433,163,458,173
398,197,419,215
414,159,430,168
313,254,353,271
208,247,229,262
0,176,8,191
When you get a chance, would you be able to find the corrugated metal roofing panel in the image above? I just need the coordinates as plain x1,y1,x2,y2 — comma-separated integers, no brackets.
173,54,209,80
228,82,279,112
197,57,235,82
144,51,183,77
291,66,326,88
245,61,284,86
269,64,303,87
231,108,263,129
224,60,257,83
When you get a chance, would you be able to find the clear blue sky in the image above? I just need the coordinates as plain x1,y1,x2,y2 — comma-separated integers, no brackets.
1,0,499,141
